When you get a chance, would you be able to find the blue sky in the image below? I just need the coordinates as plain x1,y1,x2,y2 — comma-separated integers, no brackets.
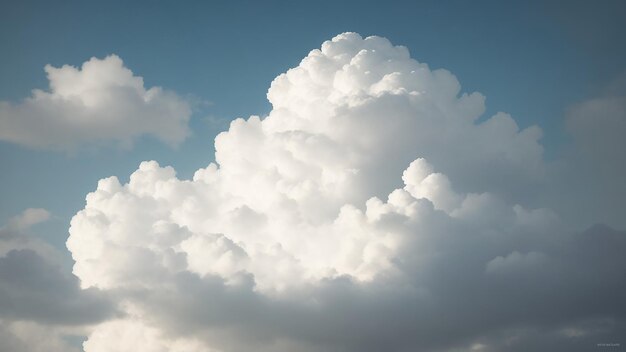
1,2,626,351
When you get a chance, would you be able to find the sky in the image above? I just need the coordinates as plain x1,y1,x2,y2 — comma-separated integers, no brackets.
0,1,625,351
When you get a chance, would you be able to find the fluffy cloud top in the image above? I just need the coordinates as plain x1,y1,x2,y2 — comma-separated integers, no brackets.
0,55,190,150
65,33,625,351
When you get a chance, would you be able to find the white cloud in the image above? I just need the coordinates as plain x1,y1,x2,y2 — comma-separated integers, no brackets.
65,33,626,351
0,55,191,150
6,208,50,230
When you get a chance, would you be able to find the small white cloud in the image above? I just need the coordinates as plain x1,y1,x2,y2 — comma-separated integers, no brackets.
7,208,50,231
0,55,191,151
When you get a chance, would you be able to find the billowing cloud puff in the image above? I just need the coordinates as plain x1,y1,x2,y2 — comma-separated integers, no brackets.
0,55,190,150
67,33,625,351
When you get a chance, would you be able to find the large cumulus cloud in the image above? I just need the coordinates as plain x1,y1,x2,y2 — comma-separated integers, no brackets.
66,33,625,351
0,55,190,150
